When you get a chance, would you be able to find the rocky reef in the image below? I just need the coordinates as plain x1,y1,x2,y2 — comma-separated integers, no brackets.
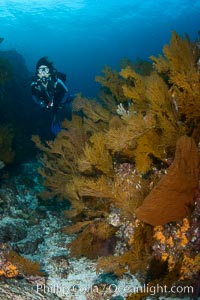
0,31,200,299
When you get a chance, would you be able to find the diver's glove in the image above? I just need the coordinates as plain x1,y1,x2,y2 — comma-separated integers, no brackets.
58,94,75,109
46,101,54,109
39,101,45,108
39,100,53,109
66,94,76,103
58,103,64,109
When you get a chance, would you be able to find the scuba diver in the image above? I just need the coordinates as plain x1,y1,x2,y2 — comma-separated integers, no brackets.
31,56,73,135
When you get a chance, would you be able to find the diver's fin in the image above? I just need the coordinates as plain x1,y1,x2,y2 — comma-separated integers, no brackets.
51,114,61,136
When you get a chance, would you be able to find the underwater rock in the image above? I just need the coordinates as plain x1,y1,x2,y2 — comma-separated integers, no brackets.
0,280,61,300
13,236,44,255
49,255,70,278
0,217,27,242
135,135,200,226
110,296,124,300
0,50,40,162
94,272,119,285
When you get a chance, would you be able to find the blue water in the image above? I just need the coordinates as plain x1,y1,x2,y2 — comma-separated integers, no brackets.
0,0,200,96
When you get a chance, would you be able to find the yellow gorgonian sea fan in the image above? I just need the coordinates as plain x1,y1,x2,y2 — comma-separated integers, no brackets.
151,31,200,133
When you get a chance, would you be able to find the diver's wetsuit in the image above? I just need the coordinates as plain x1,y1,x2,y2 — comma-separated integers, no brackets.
31,77,69,110
31,75,74,135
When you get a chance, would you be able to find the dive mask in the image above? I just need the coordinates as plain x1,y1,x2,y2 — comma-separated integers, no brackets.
38,66,50,76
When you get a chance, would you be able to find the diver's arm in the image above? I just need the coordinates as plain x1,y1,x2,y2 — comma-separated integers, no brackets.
31,81,48,108
57,79,74,105
32,95,46,107
57,78,69,93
